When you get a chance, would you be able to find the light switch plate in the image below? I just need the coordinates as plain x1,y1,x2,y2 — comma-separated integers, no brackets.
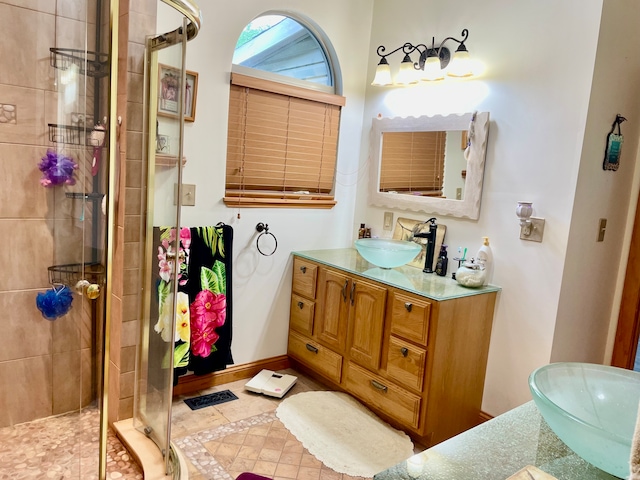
383,212,393,230
174,183,196,206
520,217,545,242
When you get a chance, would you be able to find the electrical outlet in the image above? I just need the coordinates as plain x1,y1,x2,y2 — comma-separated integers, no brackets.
174,183,196,206
456,188,462,200
597,218,607,242
383,212,394,230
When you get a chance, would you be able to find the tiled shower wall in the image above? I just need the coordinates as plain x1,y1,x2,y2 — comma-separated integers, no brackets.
108,0,157,425
0,0,99,427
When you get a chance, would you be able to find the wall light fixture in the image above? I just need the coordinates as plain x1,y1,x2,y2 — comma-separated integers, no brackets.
516,201,545,242
372,29,473,86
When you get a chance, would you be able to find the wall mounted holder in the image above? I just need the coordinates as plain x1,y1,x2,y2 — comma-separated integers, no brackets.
517,201,545,242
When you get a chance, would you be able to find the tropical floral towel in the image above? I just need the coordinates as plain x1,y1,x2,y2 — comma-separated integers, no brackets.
153,224,234,381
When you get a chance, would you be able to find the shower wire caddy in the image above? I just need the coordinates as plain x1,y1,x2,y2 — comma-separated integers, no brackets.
48,262,105,287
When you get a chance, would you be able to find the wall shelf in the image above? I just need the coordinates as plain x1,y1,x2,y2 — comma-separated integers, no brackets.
48,262,105,286
49,48,109,78
65,192,105,201
156,154,187,167
48,123,103,146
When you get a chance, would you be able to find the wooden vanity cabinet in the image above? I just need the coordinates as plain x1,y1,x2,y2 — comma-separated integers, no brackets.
287,255,497,447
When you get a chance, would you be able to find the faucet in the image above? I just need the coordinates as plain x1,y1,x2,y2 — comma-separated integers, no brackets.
413,217,438,273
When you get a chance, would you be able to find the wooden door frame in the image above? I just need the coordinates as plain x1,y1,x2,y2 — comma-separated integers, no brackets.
612,190,640,369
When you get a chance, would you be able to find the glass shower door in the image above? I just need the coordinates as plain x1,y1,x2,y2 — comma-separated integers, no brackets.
136,17,189,476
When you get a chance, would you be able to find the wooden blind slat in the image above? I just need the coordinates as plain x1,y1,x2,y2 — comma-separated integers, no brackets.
226,82,340,197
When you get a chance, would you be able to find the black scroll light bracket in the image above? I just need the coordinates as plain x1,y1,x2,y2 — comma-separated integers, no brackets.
603,114,626,171
255,222,278,256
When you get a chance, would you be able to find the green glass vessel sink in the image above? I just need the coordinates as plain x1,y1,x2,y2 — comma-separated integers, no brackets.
529,362,640,478
354,238,421,269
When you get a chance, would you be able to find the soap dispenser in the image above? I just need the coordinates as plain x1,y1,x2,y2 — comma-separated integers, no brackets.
435,245,448,277
476,236,493,285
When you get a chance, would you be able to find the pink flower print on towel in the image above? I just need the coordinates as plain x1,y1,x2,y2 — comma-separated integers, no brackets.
190,289,226,357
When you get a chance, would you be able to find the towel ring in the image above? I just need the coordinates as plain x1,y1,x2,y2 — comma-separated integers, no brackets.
256,222,278,256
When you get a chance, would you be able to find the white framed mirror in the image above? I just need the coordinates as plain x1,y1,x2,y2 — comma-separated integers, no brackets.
369,112,490,220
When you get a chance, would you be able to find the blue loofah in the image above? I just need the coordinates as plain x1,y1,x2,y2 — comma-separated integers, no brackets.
36,285,73,320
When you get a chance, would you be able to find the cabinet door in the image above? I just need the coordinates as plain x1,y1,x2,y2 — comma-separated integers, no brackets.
348,279,387,371
316,268,349,352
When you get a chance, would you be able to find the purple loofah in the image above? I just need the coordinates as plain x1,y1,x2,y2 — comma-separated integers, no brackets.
38,149,78,187
36,285,74,320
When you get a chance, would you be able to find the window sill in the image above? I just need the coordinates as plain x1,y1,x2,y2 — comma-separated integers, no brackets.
223,193,336,209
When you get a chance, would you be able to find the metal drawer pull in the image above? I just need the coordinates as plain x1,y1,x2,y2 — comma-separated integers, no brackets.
404,302,412,312
297,301,304,309
342,279,348,301
305,343,319,354
370,380,388,392
300,266,307,273
350,281,356,305
401,347,409,357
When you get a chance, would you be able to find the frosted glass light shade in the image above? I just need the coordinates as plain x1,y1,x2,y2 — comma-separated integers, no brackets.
371,62,392,86
421,55,443,81
447,49,473,77
395,55,418,85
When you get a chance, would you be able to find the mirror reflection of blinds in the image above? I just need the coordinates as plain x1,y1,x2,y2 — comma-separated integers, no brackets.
379,131,446,195
225,73,344,206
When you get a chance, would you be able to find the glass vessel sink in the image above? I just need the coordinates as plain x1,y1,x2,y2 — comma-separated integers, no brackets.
529,362,640,478
354,238,421,269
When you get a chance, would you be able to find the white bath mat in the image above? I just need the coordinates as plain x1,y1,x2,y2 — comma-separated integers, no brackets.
275,390,414,477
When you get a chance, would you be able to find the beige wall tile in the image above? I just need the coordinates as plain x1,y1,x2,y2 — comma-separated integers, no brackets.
52,350,82,415
81,347,94,407
0,0,55,14
0,4,54,91
127,11,156,45
108,359,121,425
124,238,141,267
56,0,97,25
0,291,52,362
56,15,96,53
130,0,156,17
127,132,142,159
124,187,141,215
126,100,143,132
118,395,133,420
127,42,145,75
51,217,85,266
109,294,122,368
52,299,82,354
124,214,141,242
0,84,45,145
122,319,139,347
125,158,142,185
120,345,136,373
0,355,52,427
0,144,52,219
122,293,140,321
0,219,53,291
112,226,124,297
123,267,140,296
127,72,144,105
119,370,135,398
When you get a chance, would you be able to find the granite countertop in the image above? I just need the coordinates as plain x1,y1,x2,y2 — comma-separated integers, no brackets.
293,248,500,302
374,401,619,480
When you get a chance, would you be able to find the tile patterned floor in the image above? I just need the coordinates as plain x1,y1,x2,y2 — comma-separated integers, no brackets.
0,406,142,479
173,369,374,480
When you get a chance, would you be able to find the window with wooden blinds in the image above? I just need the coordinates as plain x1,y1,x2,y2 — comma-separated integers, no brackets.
379,131,446,196
224,73,345,208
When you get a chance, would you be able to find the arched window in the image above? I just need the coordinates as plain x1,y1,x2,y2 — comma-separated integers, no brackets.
224,13,344,208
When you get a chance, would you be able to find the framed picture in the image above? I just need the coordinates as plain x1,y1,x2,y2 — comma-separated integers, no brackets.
158,64,199,122
156,134,170,154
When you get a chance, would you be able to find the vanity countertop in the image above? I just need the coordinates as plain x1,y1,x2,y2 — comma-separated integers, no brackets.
293,248,500,301
374,401,618,480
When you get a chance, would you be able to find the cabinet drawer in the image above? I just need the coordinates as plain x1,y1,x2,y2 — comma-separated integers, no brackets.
293,258,318,299
389,291,431,345
290,293,315,336
386,336,427,392
346,363,421,430
288,330,342,384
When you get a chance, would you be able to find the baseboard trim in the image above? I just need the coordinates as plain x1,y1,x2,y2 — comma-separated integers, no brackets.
173,355,290,397
479,411,493,423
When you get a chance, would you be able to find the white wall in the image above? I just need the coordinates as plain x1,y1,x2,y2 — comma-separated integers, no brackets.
552,0,640,363
358,0,616,416
157,0,640,418
157,1,374,364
